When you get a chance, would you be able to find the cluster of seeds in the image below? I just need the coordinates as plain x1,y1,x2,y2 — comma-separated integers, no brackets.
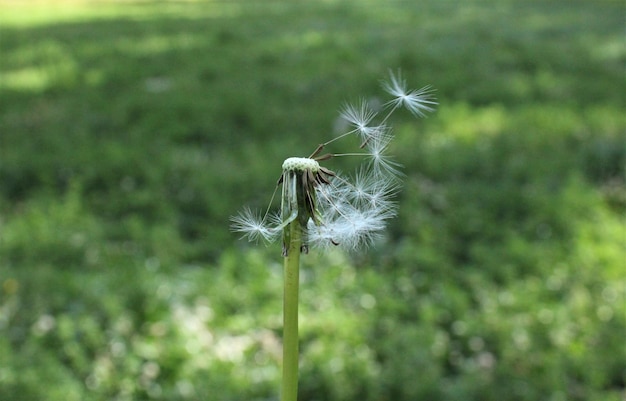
231,70,436,254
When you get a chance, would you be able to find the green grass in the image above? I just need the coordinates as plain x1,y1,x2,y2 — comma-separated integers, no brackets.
1,1,625,400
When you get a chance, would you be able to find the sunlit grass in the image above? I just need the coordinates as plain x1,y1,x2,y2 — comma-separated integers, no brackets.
0,0,244,27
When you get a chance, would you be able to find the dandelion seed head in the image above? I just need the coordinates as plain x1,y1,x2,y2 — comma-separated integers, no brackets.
231,70,436,254
282,157,320,172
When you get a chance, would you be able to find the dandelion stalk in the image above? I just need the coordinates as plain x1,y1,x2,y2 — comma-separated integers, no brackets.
281,219,301,401
230,70,437,400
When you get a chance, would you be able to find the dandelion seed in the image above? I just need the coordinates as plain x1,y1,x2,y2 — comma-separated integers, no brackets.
383,70,437,117
312,206,387,251
365,133,403,177
349,167,400,211
340,100,378,141
229,207,277,243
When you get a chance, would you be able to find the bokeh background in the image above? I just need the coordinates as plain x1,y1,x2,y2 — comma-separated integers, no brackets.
1,1,624,400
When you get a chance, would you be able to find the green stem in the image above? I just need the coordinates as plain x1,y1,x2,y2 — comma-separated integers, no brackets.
281,220,301,401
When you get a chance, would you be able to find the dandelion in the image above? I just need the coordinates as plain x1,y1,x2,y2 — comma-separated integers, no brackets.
230,71,436,401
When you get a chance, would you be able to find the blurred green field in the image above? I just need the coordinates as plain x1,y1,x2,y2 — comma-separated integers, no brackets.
1,1,625,400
